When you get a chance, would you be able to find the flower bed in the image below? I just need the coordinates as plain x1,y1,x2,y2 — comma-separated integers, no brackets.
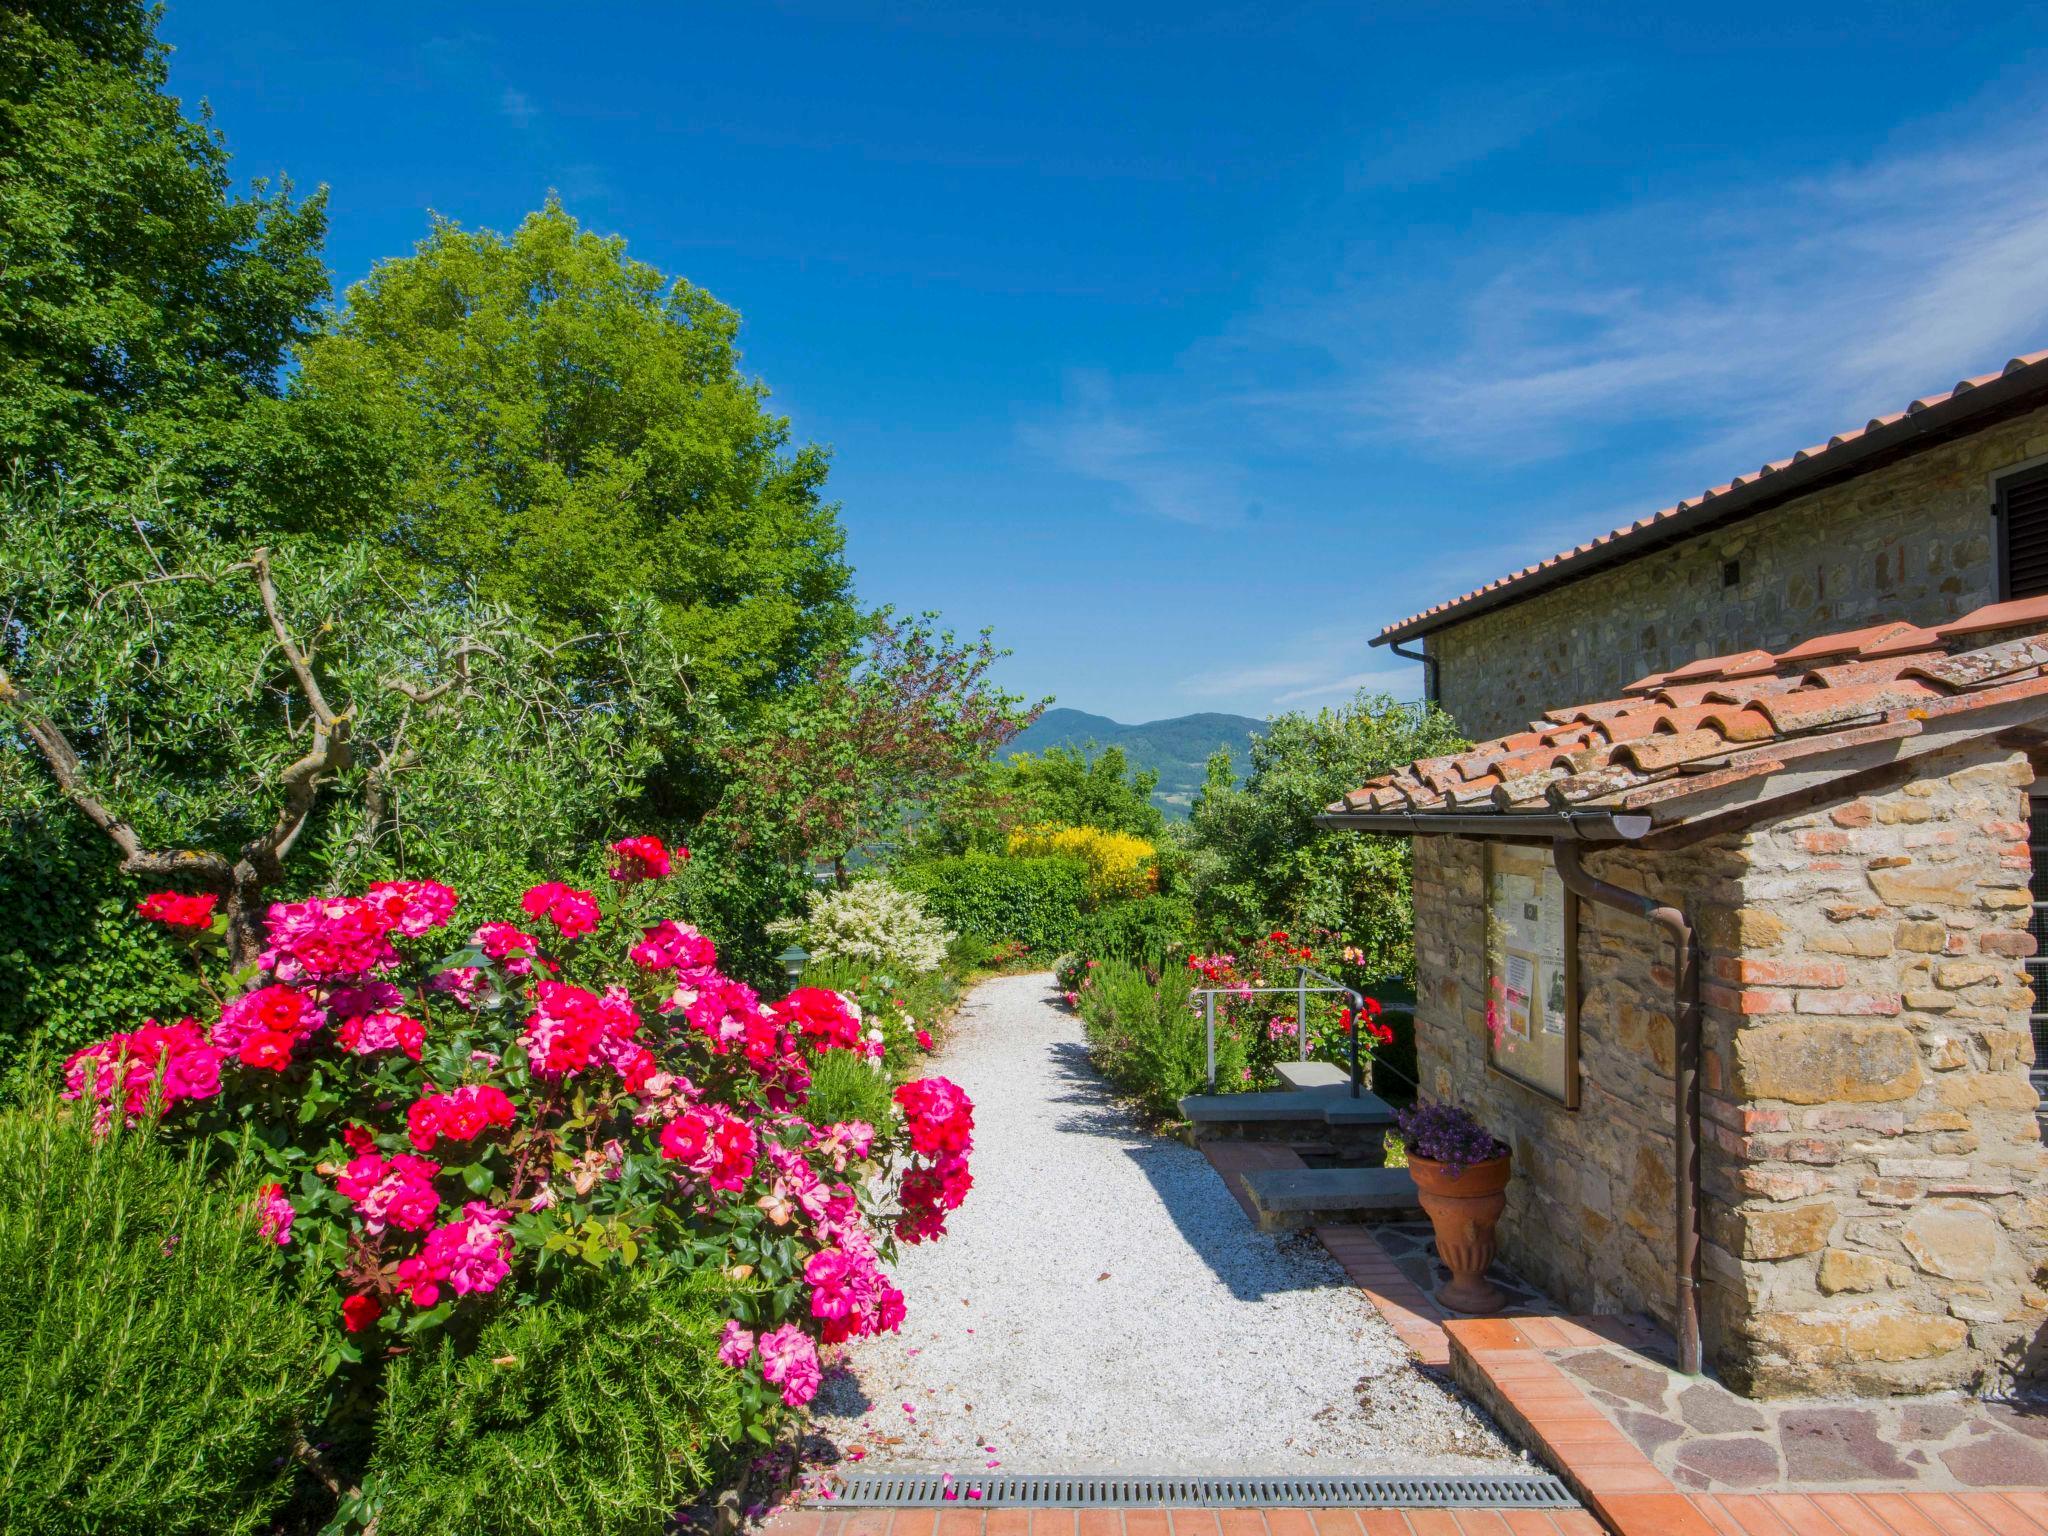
57,836,973,1518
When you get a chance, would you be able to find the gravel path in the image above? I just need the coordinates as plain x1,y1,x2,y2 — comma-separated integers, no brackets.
814,972,1524,1475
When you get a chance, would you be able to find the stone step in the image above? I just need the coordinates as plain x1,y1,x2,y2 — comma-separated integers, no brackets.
1178,1089,1398,1152
1241,1165,1422,1231
1274,1060,1353,1093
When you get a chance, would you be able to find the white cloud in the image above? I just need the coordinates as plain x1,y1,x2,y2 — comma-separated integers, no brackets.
501,87,537,125
1017,378,1248,528
1175,619,1420,711
1339,114,2048,464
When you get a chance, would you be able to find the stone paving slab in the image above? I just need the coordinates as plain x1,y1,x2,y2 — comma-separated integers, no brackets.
1547,1338,2048,1493
1441,1317,2048,1536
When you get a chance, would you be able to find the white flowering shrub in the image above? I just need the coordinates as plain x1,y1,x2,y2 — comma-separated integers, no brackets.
774,880,955,975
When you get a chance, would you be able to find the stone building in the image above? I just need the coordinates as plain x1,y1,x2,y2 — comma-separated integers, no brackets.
1323,350,2048,1397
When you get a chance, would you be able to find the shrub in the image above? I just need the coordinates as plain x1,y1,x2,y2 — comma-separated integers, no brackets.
364,1267,744,1536
47,843,978,1525
1072,893,1193,967
896,854,1090,954
0,1094,321,1535
770,879,955,975
1007,823,1155,903
803,1048,899,1129
1074,959,1230,1120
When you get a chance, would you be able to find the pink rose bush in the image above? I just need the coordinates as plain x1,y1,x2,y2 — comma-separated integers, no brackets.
58,847,973,1438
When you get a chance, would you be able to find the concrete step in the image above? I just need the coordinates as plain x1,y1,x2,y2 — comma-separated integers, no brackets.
1241,1165,1422,1231
1274,1060,1352,1093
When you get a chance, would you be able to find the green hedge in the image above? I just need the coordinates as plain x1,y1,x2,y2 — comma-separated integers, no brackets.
895,854,1092,955
1073,894,1192,967
0,821,211,1105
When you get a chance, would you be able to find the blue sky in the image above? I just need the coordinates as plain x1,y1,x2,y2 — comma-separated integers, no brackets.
161,1,2048,722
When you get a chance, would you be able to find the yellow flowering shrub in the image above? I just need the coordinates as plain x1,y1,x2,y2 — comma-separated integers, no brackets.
1006,823,1156,903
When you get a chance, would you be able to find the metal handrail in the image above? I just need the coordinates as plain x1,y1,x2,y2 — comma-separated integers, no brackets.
1189,964,1366,1097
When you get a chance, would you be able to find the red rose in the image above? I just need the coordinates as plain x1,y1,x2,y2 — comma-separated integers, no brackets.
237,1030,296,1072
341,1293,382,1332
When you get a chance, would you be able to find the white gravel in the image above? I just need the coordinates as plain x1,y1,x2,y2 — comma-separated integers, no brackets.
814,972,1524,1475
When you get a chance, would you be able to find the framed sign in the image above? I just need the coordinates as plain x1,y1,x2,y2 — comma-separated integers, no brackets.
1482,843,1580,1108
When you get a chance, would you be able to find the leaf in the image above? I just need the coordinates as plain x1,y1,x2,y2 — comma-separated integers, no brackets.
460,1162,494,1196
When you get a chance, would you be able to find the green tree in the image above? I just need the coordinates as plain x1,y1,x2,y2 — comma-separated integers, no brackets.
912,743,1164,855
0,0,329,492
1183,691,1464,979
270,200,855,717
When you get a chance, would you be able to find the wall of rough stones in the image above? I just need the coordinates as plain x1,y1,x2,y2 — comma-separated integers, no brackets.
1410,742,2047,1395
1421,405,2048,742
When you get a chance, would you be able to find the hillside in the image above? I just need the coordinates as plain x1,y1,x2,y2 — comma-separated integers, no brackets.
1003,708,1270,818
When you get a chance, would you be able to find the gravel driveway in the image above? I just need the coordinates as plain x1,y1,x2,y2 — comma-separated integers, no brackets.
813,972,1523,1475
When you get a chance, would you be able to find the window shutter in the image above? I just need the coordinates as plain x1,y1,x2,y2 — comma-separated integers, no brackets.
1999,464,2048,599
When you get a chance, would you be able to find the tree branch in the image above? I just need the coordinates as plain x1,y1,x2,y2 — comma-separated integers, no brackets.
0,668,234,889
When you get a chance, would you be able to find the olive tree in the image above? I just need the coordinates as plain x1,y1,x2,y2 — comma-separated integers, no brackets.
0,482,674,970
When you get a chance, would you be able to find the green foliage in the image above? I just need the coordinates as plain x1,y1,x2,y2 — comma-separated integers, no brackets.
802,1047,899,1129
1002,745,1164,839
0,0,329,495
0,1094,321,1535
0,821,211,1103
1073,959,1232,1119
1070,892,1193,968
364,1267,745,1536
714,611,1046,877
895,854,1092,956
917,743,1165,856
269,198,854,709
1183,692,1465,980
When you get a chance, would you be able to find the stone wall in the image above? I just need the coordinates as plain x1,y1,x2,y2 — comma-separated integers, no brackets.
1410,742,2047,1395
1423,405,2048,742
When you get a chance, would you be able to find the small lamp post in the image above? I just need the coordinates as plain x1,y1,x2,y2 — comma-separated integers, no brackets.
778,944,810,985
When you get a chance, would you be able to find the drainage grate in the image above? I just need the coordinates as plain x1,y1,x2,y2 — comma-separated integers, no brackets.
828,1473,1577,1509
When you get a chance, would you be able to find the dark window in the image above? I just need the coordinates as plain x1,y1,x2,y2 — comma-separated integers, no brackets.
1998,463,2048,599
1722,559,1741,589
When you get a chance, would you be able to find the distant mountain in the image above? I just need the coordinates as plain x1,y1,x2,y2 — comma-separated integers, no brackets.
1003,708,1270,819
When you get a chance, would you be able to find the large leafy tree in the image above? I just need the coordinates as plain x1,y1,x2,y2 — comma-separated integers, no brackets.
0,0,329,492
1183,692,1464,979
270,200,856,718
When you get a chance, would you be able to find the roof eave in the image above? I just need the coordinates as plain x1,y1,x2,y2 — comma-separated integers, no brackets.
1372,359,2048,649
1311,808,1653,841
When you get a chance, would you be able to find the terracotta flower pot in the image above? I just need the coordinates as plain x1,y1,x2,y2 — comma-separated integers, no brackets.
1408,1152,1512,1314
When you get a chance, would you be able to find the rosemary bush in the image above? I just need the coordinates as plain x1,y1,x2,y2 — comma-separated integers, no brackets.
364,1267,745,1536
0,1094,319,1535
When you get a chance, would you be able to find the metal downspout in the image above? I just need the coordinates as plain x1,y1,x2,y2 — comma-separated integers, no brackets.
1387,637,1439,705
1552,840,1704,1377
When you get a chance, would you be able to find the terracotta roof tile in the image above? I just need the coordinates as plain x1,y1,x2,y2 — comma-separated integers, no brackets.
1934,593,2048,638
1657,649,1780,683
1773,621,1931,664
1322,618,2048,830
1374,348,2048,645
